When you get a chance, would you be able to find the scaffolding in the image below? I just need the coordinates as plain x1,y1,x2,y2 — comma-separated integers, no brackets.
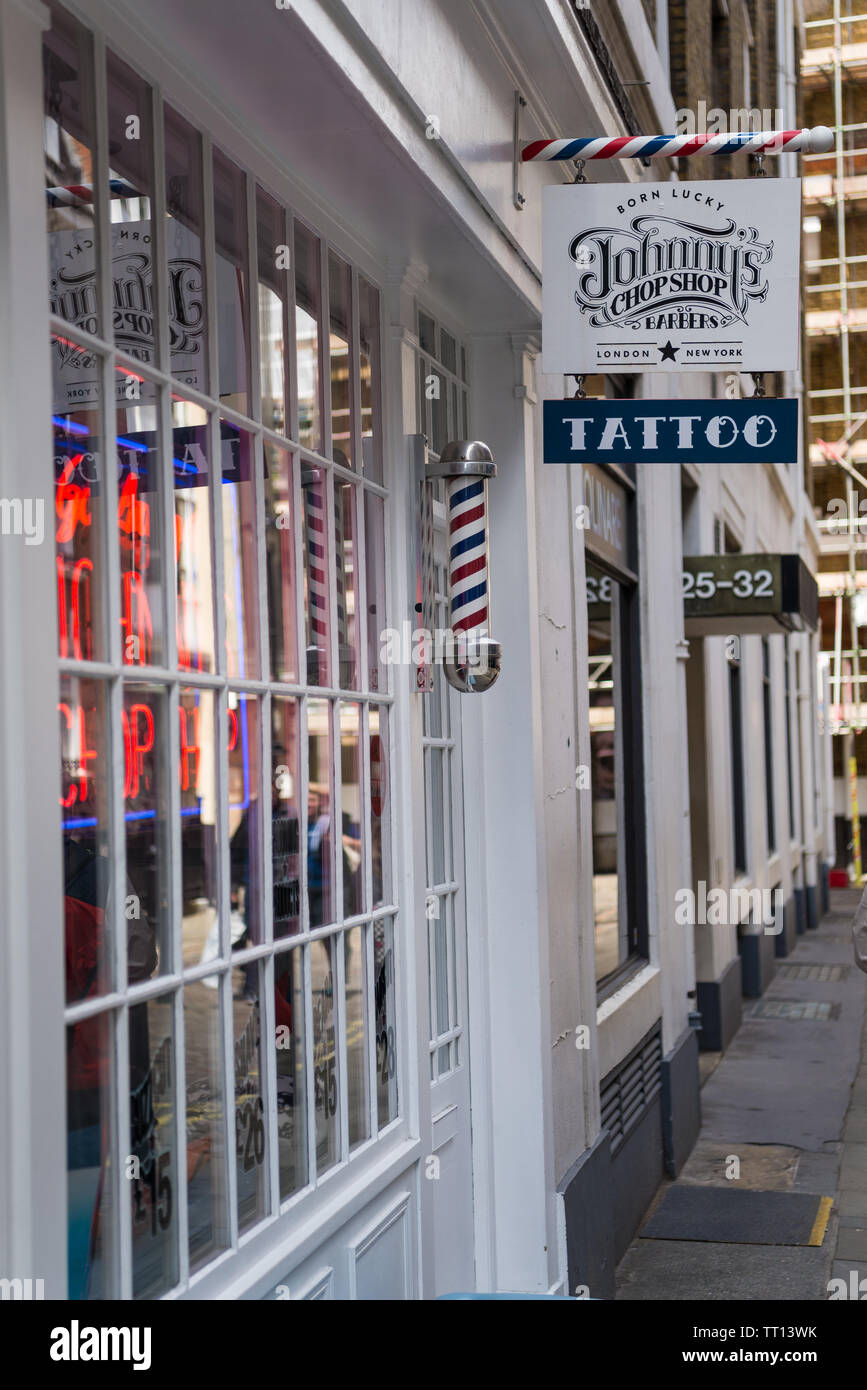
805,2,867,731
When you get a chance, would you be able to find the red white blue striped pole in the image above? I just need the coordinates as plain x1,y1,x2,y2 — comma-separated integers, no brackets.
521,125,834,162
427,441,501,694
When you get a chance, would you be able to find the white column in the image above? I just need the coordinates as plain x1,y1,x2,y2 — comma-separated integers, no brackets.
0,0,67,1295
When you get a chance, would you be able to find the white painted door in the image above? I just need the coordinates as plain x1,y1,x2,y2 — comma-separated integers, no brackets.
423,541,474,1295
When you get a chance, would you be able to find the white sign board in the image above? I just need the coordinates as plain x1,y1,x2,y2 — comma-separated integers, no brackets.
542,178,801,374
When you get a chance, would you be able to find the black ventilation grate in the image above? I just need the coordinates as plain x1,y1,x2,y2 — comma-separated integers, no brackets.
600,1024,662,1157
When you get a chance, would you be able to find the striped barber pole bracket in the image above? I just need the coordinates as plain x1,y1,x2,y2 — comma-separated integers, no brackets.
303,472,329,667
448,477,488,638
46,178,139,208
521,126,834,162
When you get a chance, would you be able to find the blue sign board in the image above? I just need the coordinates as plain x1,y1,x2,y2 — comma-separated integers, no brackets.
543,398,798,467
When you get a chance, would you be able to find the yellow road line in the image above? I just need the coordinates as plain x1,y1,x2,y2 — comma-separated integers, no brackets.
808,1195,833,1247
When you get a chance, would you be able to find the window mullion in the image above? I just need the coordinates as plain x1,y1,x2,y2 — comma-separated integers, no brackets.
302,943,317,1184
335,923,349,1162
172,982,190,1287
320,237,332,462
364,922,377,1138
286,211,299,449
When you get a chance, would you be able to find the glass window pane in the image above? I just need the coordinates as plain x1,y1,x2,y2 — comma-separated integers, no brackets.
213,149,249,413
311,935,338,1173
272,696,302,939
358,277,382,482
221,421,260,679
115,382,164,667
294,222,321,453
106,50,156,364
67,1010,114,1299
54,342,105,661
334,479,359,689
364,491,386,694
124,682,168,983
374,918,398,1129
369,705,392,909
173,399,214,674
233,960,267,1231
328,252,353,468
130,995,178,1298
228,691,263,947
345,926,369,1149
418,310,436,356
430,369,447,456
165,106,207,393
275,947,306,1198
429,745,446,886
264,442,297,684
180,686,219,966
340,702,363,917
44,4,100,336
184,982,229,1272
307,698,334,929
587,563,621,983
440,329,457,375
61,675,112,1003
301,463,331,687
257,187,287,434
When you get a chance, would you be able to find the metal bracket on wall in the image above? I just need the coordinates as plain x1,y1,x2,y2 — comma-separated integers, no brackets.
513,90,527,210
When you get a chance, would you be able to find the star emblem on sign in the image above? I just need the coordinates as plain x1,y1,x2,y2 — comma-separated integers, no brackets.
659,340,678,362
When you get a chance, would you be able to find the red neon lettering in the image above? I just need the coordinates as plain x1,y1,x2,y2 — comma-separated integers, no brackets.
58,700,97,807
118,472,150,571
227,707,238,753
179,705,200,792
71,558,93,661
121,570,153,666
57,556,68,659
55,457,92,543
123,702,155,800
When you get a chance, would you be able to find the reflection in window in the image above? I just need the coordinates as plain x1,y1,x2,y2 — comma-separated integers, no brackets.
345,926,369,1149
364,492,386,694
341,703,363,917
66,1009,114,1299
173,399,215,673
264,443,297,684
234,962,267,1232
307,699,333,930
123,682,169,983
180,687,219,967
44,2,99,336
334,480,359,689
311,935,338,1173
54,350,104,661
130,996,177,1298
369,706,390,909
358,277,382,481
116,386,162,667
229,692,263,947
213,149,249,413
374,918,398,1129
221,421,260,679
275,948,306,1198
329,252,353,468
184,984,228,1273
257,187,287,434
587,562,622,983
106,50,156,363
165,106,207,392
272,696,301,939
295,222,321,453
301,464,331,687
60,675,112,1004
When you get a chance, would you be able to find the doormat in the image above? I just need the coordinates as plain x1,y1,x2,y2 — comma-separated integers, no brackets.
744,999,839,1021
640,1186,833,1247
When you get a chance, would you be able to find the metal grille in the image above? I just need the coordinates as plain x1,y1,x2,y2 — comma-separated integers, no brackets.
600,1024,662,1156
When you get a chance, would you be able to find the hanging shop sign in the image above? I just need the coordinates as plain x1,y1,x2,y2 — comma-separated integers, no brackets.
579,462,632,576
542,179,801,374
544,398,798,466
682,554,818,635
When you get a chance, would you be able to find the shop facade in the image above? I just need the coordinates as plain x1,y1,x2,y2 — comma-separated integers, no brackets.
0,0,832,1301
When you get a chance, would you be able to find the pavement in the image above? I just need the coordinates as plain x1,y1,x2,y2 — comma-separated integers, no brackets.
616,888,867,1300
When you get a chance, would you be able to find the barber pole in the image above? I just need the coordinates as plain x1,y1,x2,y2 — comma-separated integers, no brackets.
427,441,501,693
521,125,834,163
